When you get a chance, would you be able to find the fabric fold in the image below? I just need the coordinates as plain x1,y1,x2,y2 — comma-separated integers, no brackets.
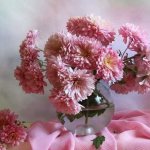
26,110,150,150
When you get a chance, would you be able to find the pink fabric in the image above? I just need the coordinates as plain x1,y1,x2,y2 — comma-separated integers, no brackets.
27,110,150,150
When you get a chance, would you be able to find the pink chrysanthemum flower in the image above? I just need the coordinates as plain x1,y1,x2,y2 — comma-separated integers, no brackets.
0,144,6,150
111,56,150,94
46,56,69,88
111,73,136,94
135,56,150,77
67,15,115,46
49,89,82,114
64,36,102,70
96,48,123,82
145,49,150,60
0,124,27,147
20,30,38,51
63,68,96,101
44,33,71,59
15,30,47,94
19,30,39,64
0,109,18,128
133,56,150,93
119,23,149,55
14,63,47,94
111,83,130,94
131,75,150,94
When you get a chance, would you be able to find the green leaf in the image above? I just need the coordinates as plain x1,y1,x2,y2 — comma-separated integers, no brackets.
57,112,65,124
97,109,105,116
57,112,85,124
92,135,105,149
66,115,76,122
86,110,97,117
75,112,84,119
57,108,106,125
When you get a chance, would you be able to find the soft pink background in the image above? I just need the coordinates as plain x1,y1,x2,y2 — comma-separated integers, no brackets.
0,0,150,122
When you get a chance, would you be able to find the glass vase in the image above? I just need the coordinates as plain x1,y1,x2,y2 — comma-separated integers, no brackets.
57,81,114,136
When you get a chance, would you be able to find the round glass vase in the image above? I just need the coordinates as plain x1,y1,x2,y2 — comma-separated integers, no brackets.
57,81,114,136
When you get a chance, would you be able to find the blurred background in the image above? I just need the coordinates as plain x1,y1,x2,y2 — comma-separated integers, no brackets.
1,0,150,122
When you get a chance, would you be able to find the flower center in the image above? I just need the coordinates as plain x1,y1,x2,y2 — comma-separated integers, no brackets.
53,41,62,52
80,47,92,58
104,55,115,70
73,77,83,87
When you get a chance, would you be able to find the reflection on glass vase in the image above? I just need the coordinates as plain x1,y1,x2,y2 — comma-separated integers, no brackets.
57,81,115,136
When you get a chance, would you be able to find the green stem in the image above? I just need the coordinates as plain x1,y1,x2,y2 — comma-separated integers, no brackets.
85,99,89,125
123,54,141,63
121,39,133,59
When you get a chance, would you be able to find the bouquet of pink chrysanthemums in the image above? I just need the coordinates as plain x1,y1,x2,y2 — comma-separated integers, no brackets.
0,109,27,150
15,15,150,116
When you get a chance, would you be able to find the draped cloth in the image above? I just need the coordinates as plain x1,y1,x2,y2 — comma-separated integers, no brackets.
9,110,150,150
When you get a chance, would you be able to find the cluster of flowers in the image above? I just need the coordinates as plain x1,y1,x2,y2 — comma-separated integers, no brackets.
0,109,27,150
14,30,46,94
111,23,150,94
15,15,150,115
